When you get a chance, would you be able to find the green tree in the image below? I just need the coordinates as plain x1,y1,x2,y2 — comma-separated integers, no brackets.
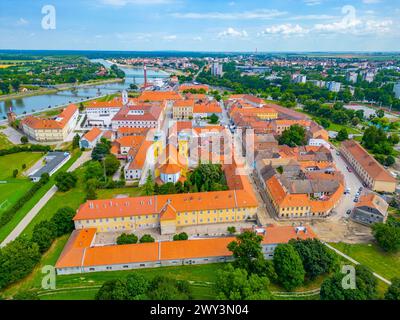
278,125,307,147
84,161,104,182
372,223,400,252
55,172,77,192
143,171,154,196
12,169,18,178
50,207,76,237
147,276,192,300
214,264,271,300
0,237,41,289
227,226,236,235
336,128,349,142
173,232,189,241
20,136,28,144
227,231,264,274
320,265,377,300
209,113,219,124
72,134,80,149
376,109,385,118
139,234,155,243
117,233,138,245
13,291,40,300
104,154,120,176
289,239,339,280
92,138,111,161
273,244,305,290
95,279,129,300
385,278,400,300
31,220,56,253
126,273,149,300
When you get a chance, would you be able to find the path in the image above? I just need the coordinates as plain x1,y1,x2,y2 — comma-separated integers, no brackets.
324,242,392,285
0,151,91,247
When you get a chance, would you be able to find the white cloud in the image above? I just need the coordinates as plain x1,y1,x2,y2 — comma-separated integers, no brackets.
101,0,173,6
304,0,322,6
163,35,177,41
362,0,381,4
261,24,309,36
218,27,248,38
172,9,286,20
16,18,29,26
193,36,202,41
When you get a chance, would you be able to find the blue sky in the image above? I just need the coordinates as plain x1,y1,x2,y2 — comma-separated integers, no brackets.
0,0,399,52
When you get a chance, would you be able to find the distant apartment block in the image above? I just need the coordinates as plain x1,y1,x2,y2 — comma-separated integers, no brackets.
326,81,341,92
346,72,358,83
394,82,400,99
293,74,307,84
211,62,223,77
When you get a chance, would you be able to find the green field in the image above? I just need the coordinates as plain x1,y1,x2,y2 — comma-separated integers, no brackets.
0,132,13,149
0,152,44,215
330,242,400,281
0,151,81,243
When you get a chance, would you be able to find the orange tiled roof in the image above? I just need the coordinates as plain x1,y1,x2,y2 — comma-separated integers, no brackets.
82,127,102,142
138,91,182,102
193,101,222,114
22,104,78,130
56,225,316,269
341,140,396,183
179,84,209,92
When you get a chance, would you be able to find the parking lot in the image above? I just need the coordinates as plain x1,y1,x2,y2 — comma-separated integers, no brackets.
329,145,364,221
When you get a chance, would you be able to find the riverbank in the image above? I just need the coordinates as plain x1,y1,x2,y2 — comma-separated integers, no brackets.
105,59,175,76
0,78,124,102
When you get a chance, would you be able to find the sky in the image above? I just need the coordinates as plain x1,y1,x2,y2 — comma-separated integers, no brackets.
0,0,399,52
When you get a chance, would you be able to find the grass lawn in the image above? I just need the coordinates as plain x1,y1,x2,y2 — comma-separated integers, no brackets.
0,152,44,215
97,187,144,199
0,151,82,243
330,242,400,281
0,132,13,149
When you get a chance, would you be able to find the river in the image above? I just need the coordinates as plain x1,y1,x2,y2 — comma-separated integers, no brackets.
0,59,169,119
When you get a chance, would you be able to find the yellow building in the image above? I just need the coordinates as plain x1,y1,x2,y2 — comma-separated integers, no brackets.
172,99,194,120
21,104,79,142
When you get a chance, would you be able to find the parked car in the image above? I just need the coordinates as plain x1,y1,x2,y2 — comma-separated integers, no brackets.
346,209,352,215
347,166,352,173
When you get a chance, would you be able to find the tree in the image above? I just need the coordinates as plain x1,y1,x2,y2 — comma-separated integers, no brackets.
209,113,219,124
385,278,400,300
173,232,188,241
139,234,155,243
143,171,154,196
50,207,76,237
104,154,120,176
55,172,77,192
289,239,339,280
372,223,400,253
13,291,40,300
147,276,192,300
95,279,129,300
84,161,104,182
384,155,395,167
278,125,306,147
214,264,271,300
117,233,138,245
227,226,236,235
20,136,28,144
12,169,18,178
0,237,41,289
273,244,305,290
31,220,56,253
92,138,111,161
336,128,349,142
126,273,149,300
376,109,385,118
227,231,264,274
320,265,377,300
72,134,80,149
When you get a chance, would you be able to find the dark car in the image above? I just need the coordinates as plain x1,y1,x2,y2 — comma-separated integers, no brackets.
346,209,352,215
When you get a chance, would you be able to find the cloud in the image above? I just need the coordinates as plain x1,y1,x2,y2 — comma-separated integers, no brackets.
16,18,29,26
261,24,309,36
218,27,248,38
101,0,173,6
362,0,381,3
171,9,286,20
163,35,177,41
304,0,322,6
193,36,202,41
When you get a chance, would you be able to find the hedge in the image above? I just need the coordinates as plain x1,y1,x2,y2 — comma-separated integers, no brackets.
0,174,50,228
0,145,51,157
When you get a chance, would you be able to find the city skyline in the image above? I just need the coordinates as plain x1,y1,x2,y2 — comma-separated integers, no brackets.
0,0,399,52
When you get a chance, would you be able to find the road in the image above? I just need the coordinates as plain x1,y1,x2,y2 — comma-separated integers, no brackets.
0,151,91,247
329,146,363,221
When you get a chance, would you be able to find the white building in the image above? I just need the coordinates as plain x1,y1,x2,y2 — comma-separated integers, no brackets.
293,74,307,84
346,72,358,83
326,81,341,92
211,63,223,77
